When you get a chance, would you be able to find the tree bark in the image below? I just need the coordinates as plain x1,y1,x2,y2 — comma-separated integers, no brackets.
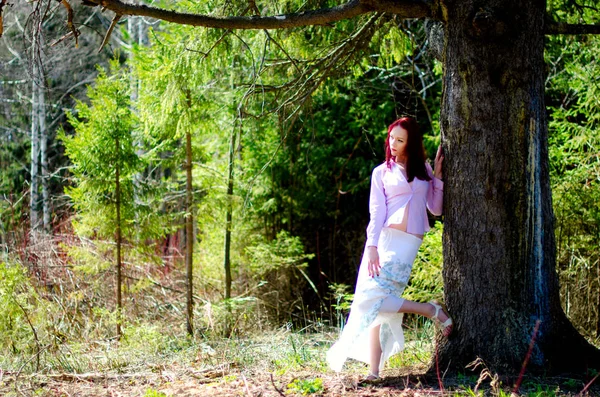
438,0,600,374
82,0,430,30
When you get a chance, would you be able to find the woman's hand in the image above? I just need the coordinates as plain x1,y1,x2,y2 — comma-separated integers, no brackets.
367,246,380,277
434,145,444,180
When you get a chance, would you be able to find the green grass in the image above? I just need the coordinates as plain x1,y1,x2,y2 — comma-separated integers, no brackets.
287,378,325,395
2,322,597,396
3,318,438,377
387,317,436,369
143,389,168,397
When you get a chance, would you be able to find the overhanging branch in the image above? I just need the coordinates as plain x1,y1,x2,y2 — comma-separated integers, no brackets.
546,22,600,35
81,0,431,29
0,0,7,38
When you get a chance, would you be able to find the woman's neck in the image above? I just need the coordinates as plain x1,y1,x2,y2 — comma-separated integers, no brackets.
395,155,407,167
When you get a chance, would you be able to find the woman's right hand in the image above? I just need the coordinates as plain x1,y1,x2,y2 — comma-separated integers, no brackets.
367,246,380,277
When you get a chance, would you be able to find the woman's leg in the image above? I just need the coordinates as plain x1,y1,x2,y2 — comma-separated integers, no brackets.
369,324,382,376
397,299,450,323
367,300,451,377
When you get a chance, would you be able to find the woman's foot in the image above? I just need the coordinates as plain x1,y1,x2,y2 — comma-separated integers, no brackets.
360,372,381,384
429,301,453,337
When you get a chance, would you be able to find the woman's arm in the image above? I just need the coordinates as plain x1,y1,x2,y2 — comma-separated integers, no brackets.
426,146,444,216
366,165,386,277
365,166,387,248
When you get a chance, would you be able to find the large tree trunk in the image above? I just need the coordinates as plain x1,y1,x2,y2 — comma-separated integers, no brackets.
438,0,600,373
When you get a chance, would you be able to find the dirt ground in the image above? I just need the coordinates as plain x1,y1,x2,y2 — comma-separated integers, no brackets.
2,365,598,397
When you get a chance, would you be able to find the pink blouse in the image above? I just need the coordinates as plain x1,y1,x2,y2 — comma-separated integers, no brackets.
365,161,443,247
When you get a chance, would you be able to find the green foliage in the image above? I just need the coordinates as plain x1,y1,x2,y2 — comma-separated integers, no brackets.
0,135,28,238
143,389,167,397
60,59,166,273
386,320,434,369
62,60,138,238
125,8,442,333
403,222,444,303
328,283,353,329
132,23,251,323
122,323,170,353
286,377,324,395
546,30,600,337
245,230,315,277
0,262,38,356
270,332,328,373
241,231,315,324
197,296,261,337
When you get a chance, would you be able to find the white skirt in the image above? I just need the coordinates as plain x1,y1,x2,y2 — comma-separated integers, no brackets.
327,227,422,372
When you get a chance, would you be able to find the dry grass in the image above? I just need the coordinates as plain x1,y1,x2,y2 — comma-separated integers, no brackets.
2,326,597,397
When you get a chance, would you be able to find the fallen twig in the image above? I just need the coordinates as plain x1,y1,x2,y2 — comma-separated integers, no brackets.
41,372,157,382
13,345,51,395
185,362,238,383
241,373,252,396
578,372,600,396
270,373,286,397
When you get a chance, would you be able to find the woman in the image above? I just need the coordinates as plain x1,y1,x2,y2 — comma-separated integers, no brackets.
327,116,452,380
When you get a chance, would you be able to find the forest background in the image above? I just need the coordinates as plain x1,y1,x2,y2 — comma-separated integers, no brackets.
0,0,599,395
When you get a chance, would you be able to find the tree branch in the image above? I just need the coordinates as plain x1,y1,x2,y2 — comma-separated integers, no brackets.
0,0,7,38
546,22,600,35
98,13,121,52
60,0,80,47
81,0,431,29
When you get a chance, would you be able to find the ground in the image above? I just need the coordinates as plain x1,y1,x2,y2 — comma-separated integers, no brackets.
2,358,599,396
1,325,598,396
1,366,428,396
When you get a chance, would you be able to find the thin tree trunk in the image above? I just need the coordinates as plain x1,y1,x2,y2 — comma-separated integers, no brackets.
437,0,599,373
224,125,236,301
115,136,123,338
185,116,194,336
30,42,41,231
39,77,50,232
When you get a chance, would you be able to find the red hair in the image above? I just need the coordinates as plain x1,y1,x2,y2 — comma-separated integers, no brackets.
384,117,431,182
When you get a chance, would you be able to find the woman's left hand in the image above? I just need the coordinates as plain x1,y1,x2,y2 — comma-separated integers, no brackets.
434,144,444,180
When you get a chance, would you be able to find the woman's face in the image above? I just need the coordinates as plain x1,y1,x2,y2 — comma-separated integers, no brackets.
389,126,408,159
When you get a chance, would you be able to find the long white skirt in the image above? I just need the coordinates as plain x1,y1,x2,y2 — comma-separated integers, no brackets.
327,227,422,372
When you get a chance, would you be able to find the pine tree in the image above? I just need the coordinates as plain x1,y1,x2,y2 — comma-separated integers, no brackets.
60,60,150,337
